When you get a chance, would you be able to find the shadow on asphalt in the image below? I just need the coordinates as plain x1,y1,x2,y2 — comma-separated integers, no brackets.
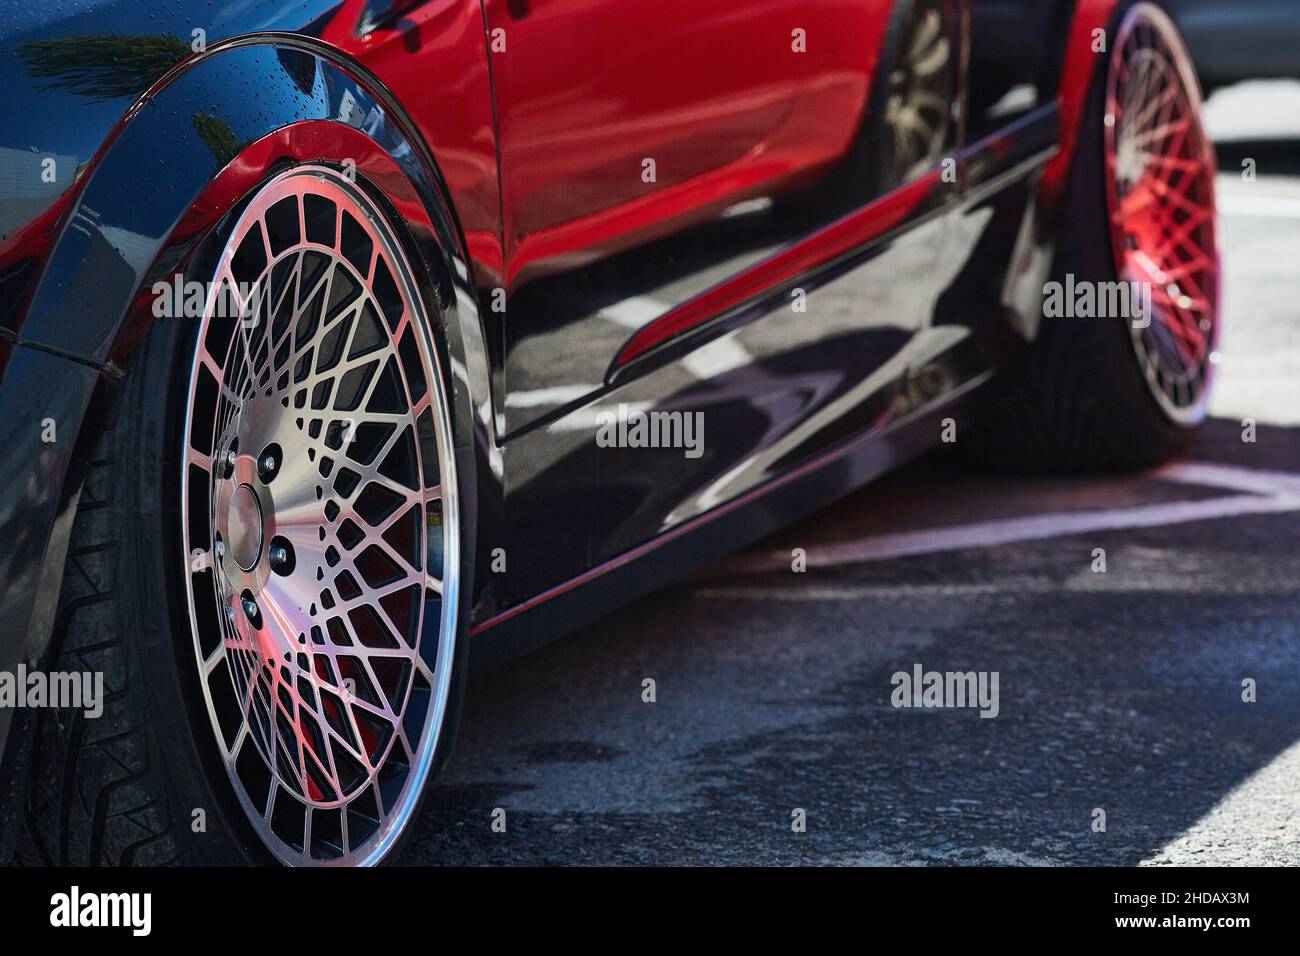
403,418,1299,865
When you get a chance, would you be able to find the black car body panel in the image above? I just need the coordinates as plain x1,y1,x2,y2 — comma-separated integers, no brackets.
0,0,1116,803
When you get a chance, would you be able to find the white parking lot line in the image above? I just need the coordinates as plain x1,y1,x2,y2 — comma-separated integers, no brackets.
721,462,1300,575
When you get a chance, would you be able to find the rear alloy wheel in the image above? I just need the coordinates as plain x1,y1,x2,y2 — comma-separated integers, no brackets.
962,1,1220,472
1105,2,1220,424
182,165,460,866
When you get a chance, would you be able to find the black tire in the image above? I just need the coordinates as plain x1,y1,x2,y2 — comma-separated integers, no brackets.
963,1,1214,473
14,178,471,867
15,324,263,865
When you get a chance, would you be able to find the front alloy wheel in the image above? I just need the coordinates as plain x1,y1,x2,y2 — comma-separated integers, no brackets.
181,165,460,866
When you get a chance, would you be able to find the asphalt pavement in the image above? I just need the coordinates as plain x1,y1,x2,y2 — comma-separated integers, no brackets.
399,82,1300,866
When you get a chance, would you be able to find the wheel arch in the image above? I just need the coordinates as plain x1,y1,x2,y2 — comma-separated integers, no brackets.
1,38,503,806
21,36,494,429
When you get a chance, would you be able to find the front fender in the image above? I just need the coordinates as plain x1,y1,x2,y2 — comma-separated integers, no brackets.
28,35,500,560
0,39,505,801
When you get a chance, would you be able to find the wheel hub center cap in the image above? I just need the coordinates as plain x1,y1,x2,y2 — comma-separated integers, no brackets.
227,483,264,572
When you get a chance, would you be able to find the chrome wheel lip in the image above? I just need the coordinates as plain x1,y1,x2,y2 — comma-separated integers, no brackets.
180,165,460,867
1104,2,1220,427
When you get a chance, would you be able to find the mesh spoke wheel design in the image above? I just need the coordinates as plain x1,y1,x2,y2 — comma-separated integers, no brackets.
1105,3,1219,424
883,0,954,185
181,166,458,866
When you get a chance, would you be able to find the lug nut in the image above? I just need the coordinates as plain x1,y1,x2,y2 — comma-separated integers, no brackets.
226,606,238,627
222,450,237,478
258,444,283,484
268,537,295,575
238,589,263,628
214,538,226,560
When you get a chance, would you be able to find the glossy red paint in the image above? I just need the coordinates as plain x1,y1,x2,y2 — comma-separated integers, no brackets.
612,168,942,370
320,0,505,289
0,187,77,278
484,0,892,290
3,2,502,337
1042,0,1124,207
0,187,79,346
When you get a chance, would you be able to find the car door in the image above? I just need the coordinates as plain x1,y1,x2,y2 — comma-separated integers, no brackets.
487,0,965,607
483,0,880,437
